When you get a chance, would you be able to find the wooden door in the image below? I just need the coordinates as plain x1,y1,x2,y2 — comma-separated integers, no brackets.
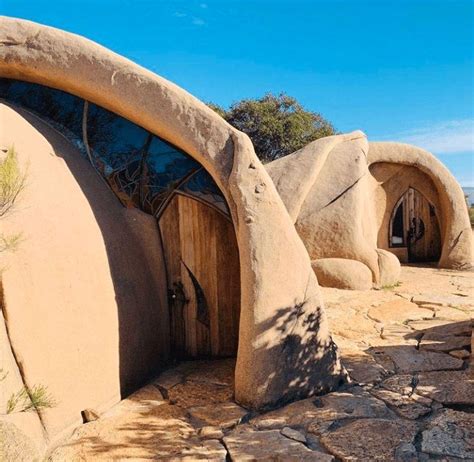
159,194,240,359
391,188,441,263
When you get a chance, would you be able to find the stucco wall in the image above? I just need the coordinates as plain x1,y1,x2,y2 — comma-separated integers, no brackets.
0,103,169,441
266,131,399,288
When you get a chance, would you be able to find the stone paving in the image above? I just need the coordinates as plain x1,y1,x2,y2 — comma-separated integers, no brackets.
49,265,473,461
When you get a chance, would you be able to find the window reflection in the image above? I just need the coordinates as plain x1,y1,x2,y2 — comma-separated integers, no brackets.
86,103,150,207
0,78,229,217
179,169,229,216
0,78,84,147
140,136,201,215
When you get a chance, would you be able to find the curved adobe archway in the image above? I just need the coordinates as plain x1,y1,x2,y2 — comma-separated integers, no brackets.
368,142,473,269
0,17,344,421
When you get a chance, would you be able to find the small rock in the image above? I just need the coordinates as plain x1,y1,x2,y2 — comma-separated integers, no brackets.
281,426,307,443
81,409,99,423
320,419,418,462
421,409,474,459
198,426,224,440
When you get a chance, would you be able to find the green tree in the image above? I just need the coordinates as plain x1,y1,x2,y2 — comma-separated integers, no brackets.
209,93,336,163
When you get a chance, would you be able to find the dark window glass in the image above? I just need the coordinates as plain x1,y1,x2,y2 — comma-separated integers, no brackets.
140,136,202,216
0,78,84,145
86,103,150,207
179,169,230,216
0,78,229,217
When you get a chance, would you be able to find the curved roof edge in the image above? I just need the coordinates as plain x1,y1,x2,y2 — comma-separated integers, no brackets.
368,141,473,269
0,16,235,191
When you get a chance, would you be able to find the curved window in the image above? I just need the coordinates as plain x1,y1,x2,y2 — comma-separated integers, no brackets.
141,135,201,215
0,78,230,217
179,169,229,216
0,79,85,148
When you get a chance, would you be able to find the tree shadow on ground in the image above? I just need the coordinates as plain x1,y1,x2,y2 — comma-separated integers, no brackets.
343,319,472,389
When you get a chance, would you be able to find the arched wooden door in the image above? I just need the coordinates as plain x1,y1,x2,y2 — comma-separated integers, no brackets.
159,194,240,359
389,188,441,263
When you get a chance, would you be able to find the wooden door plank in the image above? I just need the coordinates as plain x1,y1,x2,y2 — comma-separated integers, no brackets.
159,195,186,358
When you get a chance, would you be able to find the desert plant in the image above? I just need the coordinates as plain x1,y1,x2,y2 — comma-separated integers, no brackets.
0,147,26,218
381,281,402,290
0,147,26,257
0,233,23,253
0,150,55,415
6,384,57,414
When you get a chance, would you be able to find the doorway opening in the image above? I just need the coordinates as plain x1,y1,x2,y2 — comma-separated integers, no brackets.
160,194,240,360
389,187,441,263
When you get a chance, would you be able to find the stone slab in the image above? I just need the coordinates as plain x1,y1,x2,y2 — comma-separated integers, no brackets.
223,426,334,461
415,371,474,405
421,409,474,459
320,419,418,462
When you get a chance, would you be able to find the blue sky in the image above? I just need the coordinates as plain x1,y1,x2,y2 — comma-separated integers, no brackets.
2,0,473,185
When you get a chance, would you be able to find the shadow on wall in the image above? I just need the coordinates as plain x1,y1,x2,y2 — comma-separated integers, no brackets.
17,107,170,397
249,301,346,410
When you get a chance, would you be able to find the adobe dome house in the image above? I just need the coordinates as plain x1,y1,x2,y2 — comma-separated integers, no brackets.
266,132,473,290
1,15,472,460
0,17,346,452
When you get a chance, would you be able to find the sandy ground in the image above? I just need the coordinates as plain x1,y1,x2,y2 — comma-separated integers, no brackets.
49,264,473,461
